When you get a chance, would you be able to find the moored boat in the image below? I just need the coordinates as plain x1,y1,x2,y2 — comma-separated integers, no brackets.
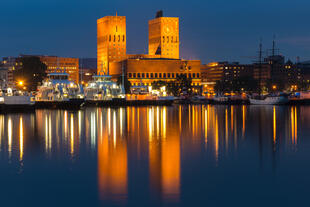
84,74,125,106
35,73,84,109
249,94,289,105
0,88,35,112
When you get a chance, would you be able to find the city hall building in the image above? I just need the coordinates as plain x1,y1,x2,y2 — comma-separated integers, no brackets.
97,11,201,86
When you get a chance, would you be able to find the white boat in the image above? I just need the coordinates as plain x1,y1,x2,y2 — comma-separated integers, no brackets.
212,94,230,103
35,73,84,109
191,95,207,104
0,88,34,112
249,95,289,105
84,75,125,102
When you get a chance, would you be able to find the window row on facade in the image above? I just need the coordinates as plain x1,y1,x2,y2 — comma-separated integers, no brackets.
128,72,200,79
109,35,125,42
162,36,178,43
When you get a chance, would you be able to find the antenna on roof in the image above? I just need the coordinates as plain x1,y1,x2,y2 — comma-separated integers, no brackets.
156,10,163,18
272,34,276,57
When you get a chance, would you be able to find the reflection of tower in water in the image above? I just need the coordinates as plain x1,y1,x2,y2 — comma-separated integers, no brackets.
148,106,180,203
97,108,128,203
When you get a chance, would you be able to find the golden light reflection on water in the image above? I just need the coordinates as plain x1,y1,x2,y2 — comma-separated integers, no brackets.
225,108,228,150
0,115,4,149
64,111,68,140
70,114,74,156
291,106,298,148
148,106,180,202
97,108,128,204
204,106,208,144
215,114,219,164
8,117,12,158
273,106,276,145
19,117,24,161
242,105,246,138
44,113,52,155
0,105,307,204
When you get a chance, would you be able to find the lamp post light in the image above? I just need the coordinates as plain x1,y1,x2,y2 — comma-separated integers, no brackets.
272,85,277,91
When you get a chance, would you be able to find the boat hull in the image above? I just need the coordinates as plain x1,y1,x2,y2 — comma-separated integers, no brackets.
35,98,85,109
0,104,35,113
85,98,126,107
249,96,289,105
85,98,173,107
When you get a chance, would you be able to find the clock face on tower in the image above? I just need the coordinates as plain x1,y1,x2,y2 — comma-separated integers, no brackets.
164,26,171,34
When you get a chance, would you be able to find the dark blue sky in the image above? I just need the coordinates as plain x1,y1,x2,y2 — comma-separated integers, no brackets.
1,0,310,64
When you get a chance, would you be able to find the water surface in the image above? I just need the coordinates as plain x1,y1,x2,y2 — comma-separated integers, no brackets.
0,105,309,206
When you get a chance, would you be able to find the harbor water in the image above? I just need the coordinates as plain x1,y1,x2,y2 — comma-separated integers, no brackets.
0,105,309,206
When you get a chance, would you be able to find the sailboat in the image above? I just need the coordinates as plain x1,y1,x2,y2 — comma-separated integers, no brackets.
249,40,289,105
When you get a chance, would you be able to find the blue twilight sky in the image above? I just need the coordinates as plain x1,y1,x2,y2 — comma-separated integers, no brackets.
1,0,310,64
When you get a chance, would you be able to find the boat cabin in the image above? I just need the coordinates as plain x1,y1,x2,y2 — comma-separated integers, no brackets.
48,73,69,80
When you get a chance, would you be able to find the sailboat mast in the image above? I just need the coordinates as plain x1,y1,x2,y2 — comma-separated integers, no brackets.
258,40,262,96
272,36,275,57
271,35,276,86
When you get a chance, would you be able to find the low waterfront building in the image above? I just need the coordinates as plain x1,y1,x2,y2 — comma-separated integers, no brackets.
123,57,201,86
2,55,80,84
253,55,300,91
0,57,17,87
0,67,8,88
296,60,310,89
39,56,79,83
201,62,253,93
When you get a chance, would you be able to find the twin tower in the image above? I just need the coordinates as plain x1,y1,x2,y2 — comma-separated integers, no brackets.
97,11,180,75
